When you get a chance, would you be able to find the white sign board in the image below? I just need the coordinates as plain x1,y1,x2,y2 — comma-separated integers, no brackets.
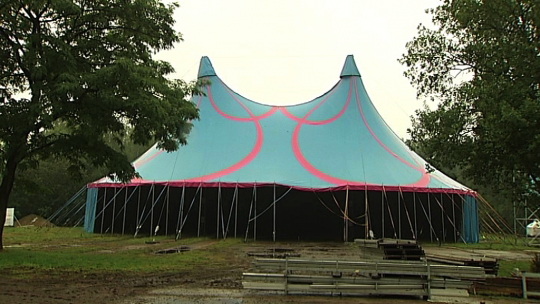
4,208,14,226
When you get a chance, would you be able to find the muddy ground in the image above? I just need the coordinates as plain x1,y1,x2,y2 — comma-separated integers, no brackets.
0,240,536,304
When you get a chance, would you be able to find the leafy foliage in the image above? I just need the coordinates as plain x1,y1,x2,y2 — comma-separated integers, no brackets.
8,134,151,219
0,0,201,250
400,0,540,203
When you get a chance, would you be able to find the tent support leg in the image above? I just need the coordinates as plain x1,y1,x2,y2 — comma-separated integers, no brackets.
244,187,255,242
382,191,385,239
217,183,221,239
273,183,276,242
254,184,257,242
122,187,128,236
235,184,238,238
452,194,456,243
112,188,116,235
166,185,170,236
151,185,155,237
398,191,401,239
441,193,445,243
177,183,185,240
101,188,106,235
365,186,368,239
428,194,433,243
413,192,417,241
198,183,202,238
345,185,349,242
136,187,141,237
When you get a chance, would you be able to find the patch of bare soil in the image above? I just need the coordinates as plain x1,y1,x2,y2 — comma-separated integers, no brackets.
0,241,529,304
16,214,55,227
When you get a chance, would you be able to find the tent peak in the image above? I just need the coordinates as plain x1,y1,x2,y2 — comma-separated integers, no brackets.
340,55,361,78
198,56,216,78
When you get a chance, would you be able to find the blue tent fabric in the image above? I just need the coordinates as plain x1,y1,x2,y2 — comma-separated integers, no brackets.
87,55,479,242
83,188,98,232
340,55,361,78
91,56,475,194
462,196,480,243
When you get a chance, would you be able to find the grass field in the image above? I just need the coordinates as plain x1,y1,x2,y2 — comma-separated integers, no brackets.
1,227,535,277
1,227,536,303
1,226,241,274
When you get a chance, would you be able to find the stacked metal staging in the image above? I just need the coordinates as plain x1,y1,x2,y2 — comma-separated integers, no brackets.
84,55,480,243
242,258,485,298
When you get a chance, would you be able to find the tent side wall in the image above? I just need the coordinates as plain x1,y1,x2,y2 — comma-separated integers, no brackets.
462,195,479,243
84,185,479,243
84,188,98,233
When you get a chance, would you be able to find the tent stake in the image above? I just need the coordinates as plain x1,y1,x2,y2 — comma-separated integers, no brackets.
198,183,202,237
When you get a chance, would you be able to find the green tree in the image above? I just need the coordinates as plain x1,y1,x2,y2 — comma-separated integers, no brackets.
0,0,200,251
400,0,540,204
8,132,151,221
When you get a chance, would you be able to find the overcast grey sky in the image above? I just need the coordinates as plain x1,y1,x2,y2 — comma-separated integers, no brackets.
156,0,440,138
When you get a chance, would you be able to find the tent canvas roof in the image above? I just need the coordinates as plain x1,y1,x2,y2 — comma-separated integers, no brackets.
90,55,473,195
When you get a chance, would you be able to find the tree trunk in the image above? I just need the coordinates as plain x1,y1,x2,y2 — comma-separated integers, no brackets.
0,158,18,251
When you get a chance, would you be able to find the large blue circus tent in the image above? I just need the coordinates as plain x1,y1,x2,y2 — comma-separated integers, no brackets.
84,55,479,243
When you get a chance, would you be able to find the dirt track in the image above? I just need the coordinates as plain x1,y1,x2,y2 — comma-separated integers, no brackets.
0,241,535,304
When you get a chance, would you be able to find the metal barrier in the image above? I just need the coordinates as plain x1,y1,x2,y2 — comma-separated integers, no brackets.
522,272,540,299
